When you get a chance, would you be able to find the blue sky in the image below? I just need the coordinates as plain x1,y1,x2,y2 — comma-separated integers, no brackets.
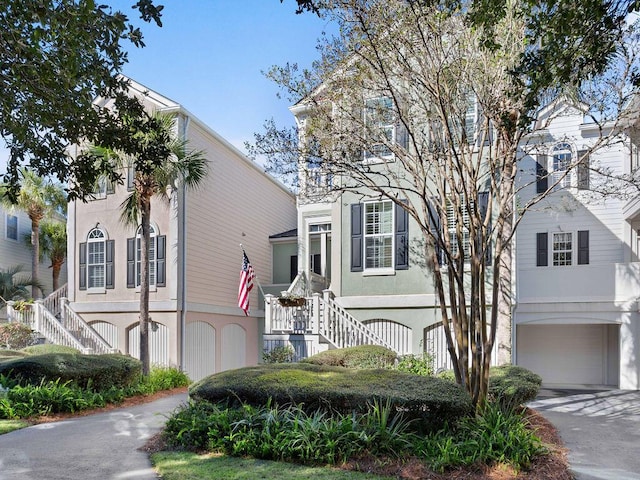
1,0,331,170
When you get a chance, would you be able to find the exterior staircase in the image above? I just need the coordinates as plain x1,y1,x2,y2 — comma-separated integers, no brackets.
263,273,398,360
6,284,116,354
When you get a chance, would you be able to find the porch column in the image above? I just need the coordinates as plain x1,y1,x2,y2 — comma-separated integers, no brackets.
264,294,274,334
620,315,640,390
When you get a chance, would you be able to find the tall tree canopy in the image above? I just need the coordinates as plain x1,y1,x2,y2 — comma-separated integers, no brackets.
0,0,163,200
252,0,640,407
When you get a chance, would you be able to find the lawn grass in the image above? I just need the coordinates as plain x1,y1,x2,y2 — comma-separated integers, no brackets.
151,452,395,480
0,419,29,434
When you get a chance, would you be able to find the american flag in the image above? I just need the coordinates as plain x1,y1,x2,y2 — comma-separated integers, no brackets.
238,251,255,316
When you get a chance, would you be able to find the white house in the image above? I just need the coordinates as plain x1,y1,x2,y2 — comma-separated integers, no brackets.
514,99,640,390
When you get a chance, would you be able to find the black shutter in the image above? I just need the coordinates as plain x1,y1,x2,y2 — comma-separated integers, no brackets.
350,204,363,272
105,240,114,289
578,230,589,265
577,150,590,190
536,155,548,193
395,202,409,270
427,200,442,265
290,255,298,282
477,192,492,266
395,121,409,151
127,238,135,288
156,235,166,287
79,242,87,290
536,232,548,267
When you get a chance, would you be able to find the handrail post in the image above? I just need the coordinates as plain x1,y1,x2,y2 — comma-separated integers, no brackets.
264,294,274,334
6,301,15,323
311,293,321,334
35,300,44,333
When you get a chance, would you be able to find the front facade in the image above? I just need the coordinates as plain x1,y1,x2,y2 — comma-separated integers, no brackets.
514,100,640,390
265,96,640,390
66,79,296,381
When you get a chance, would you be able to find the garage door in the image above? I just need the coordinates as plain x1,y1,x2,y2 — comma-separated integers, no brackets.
517,324,612,386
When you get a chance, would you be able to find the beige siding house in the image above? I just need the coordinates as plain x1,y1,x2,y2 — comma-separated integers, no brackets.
1,206,67,319
66,79,296,381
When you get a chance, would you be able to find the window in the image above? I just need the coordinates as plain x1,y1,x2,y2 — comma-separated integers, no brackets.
446,198,471,261
127,227,166,289
5,214,17,241
537,230,589,267
364,201,394,270
351,201,409,273
79,228,113,291
136,225,157,288
91,176,114,199
551,143,572,189
364,97,395,160
552,232,572,266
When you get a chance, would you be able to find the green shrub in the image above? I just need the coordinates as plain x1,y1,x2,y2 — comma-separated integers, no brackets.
0,352,141,390
300,345,397,369
0,323,36,349
136,366,191,394
263,345,296,364
190,363,472,433
417,402,547,473
488,365,542,410
21,344,80,355
0,349,29,362
396,353,434,376
436,370,456,382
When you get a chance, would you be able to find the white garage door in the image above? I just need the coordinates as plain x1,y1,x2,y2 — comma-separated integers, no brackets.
185,321,216,382
517,324,610,386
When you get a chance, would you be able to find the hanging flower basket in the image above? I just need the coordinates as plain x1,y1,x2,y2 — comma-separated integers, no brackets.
278,295,306,307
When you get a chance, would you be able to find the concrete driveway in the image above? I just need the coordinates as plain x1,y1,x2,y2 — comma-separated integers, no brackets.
0,392,188,480
530,390,640,480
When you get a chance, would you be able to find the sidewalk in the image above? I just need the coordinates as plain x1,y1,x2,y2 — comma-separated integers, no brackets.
0,392,188,480
530,390,640,480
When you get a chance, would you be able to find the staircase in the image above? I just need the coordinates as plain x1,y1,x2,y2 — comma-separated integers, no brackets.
263,273,397,361
6,284,117,354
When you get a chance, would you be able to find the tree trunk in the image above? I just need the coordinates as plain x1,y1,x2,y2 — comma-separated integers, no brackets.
52,260,62,292
139,195,152,376
31,218,40,299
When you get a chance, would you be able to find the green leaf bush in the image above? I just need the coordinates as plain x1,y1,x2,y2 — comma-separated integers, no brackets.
488,365,542,410
0,352,141,390
190,363,473,433
300,345,397,369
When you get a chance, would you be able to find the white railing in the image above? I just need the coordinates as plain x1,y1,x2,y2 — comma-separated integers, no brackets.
264,289,399,355
319,290,396,352
7,301,89,353
302,167,333,197
42,283,68,317
59,298,116,354
287,271,311,296
6,293,116,355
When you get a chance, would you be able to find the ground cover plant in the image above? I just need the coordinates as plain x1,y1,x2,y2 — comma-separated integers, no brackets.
0,347,190,420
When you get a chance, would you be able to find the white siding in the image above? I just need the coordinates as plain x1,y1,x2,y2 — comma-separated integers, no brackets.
127,322,170,367
221,323,246,371
185,321,216,382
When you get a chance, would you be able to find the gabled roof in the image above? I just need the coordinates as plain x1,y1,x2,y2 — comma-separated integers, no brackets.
269,228,298,239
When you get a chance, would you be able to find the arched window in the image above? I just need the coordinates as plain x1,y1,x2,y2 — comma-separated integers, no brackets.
137,225,157,287
79,227,113,291
127,225,166,289
551,142,573,188
87,228,106,289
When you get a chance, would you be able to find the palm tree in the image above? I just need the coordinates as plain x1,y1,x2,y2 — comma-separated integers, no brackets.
38,221,67,292
0,170,66,299
92,112,207,375
0,265,40,309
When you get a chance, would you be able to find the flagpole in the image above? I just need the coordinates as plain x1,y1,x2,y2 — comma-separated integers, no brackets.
240,243,266,299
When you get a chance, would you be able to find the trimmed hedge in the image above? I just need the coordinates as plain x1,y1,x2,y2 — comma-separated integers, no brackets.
0,349,29,362
300,345,397,369
190,363,473,432
21,345,80,355
0,353,141,391
488,365,542,409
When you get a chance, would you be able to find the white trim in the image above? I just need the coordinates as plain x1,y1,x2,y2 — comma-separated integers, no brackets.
187,302,265,317
70,299,178,313
363,199,395,271
337,294,438,309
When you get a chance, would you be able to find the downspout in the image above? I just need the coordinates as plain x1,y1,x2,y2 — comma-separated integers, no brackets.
179,114,190,371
